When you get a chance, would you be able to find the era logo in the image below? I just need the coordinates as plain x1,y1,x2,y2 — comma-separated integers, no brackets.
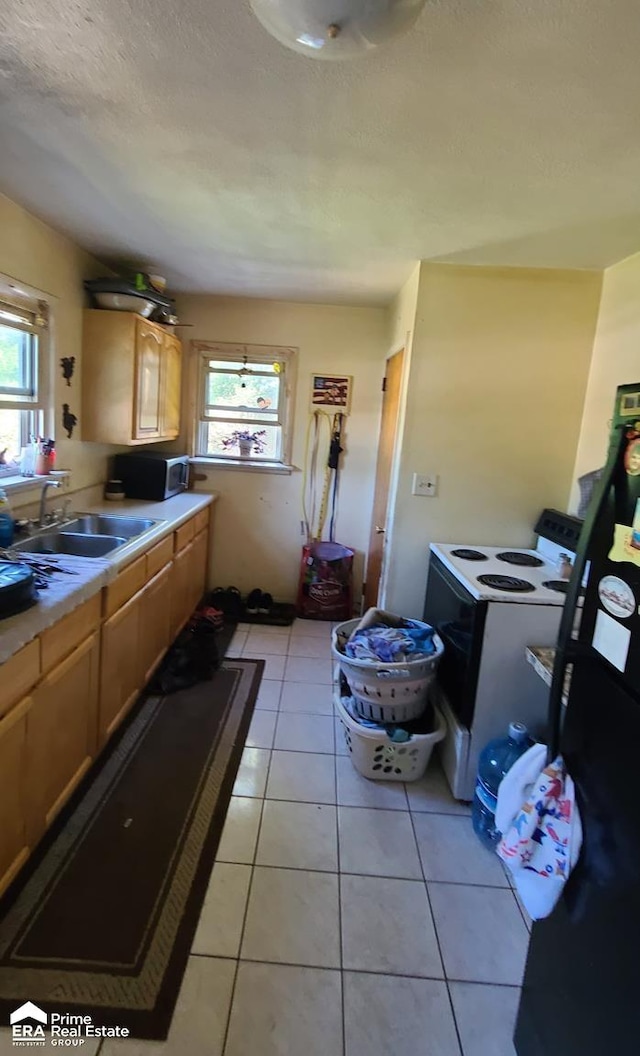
10,1002,48,1045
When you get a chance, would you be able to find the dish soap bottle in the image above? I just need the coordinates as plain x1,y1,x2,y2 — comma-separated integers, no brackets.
472,722,533,848
0,488,15,546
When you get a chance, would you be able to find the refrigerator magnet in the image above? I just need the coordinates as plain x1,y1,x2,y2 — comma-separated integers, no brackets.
592,609,631,672
597,575,636,619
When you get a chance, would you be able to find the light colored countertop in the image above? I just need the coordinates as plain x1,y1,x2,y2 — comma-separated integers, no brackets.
0,492,215,665
526,645,571,704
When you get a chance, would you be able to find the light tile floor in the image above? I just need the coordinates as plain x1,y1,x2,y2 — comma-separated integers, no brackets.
29,619,531,1056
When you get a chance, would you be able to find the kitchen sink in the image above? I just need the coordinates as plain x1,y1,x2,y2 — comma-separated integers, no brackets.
15,533,127,558
63,515,157,539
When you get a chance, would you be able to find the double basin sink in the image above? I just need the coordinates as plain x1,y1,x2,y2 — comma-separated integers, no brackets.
13,515,159,559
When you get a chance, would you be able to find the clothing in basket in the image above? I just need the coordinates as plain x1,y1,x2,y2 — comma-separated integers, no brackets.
345,621,437,663
332,614,444,724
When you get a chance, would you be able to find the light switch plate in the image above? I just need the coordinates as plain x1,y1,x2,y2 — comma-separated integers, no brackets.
412,472,438,497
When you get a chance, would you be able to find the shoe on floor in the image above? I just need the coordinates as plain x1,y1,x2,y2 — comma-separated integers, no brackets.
258,592,273,615
208,586,243,620
246,588,262,615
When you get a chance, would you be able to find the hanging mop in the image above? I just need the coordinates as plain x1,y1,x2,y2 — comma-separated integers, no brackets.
297,412,354,621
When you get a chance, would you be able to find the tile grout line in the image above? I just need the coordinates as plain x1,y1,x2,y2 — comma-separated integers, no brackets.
332,639,346,1056
191,951,522,989
213,856,514,889
334,743,346,1056
219,745,273,1056
407,803,465,1056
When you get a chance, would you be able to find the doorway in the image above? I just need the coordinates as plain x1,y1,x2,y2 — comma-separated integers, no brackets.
363,348,405,611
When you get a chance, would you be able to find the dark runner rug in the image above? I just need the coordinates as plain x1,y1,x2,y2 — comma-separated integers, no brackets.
0,657,263,1040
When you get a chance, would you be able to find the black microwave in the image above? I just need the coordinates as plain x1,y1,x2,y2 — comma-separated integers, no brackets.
113,453,189,501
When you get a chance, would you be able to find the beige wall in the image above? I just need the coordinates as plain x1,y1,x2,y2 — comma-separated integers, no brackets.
176,295,387,600
570,252,640,511
0,193,112,497
386,263,420,357
384,263,603,617
378,265,420,600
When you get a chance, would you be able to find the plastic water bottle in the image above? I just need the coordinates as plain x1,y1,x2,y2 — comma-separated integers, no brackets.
472,722,532,848
0,488,14,547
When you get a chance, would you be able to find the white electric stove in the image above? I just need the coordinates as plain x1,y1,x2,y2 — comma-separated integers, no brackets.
431,543,574,604
423,509,583,800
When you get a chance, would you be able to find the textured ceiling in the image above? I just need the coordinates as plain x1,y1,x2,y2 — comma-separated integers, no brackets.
1,0,640,304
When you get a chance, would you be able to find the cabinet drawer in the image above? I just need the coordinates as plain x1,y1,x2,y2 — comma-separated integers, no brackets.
194,507,210,535
0,640,40,719
40,594,101,674
174,517,195,553
104,555,147,618
146,535,174,579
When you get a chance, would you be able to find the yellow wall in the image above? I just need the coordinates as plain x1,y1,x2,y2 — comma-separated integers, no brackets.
176,295,387,599
384,263,603,617
0,193,112,494
378,265,420,598
386,263,420,357
571,252,640,510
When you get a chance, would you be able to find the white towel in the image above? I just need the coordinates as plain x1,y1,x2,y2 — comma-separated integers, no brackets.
496,745,582,920
495,743,546,835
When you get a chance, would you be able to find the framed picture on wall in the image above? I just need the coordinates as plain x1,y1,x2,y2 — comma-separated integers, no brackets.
310,373,353,414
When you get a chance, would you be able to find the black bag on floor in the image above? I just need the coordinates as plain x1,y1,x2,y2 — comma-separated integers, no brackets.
152,613,221,695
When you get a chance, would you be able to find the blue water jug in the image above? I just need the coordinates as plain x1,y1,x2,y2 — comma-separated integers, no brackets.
472,722,532,848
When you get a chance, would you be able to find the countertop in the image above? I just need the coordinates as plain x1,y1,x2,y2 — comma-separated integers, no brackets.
0,492,215,665
526,645,571,704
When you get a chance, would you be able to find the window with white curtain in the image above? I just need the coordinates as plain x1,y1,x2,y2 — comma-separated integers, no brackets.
0,296,48,474
193,341,296,465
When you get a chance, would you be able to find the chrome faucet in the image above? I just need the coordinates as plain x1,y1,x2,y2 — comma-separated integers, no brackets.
38,480,61,528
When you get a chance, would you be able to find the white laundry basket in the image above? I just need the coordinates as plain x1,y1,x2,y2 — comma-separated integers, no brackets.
335,692,446,782
331,618,444,723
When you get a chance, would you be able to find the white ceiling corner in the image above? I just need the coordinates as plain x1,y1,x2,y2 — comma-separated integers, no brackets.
0,0,639,304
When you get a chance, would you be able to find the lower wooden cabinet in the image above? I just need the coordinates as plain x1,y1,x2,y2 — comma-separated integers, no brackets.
190,529,209,611
0,505,212,893
139,563,172,685
99,590,142,746
170,540,194,639
0,696,31,897
28,633,99,838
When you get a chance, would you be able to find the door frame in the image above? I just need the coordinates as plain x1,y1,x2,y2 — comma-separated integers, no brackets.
364,347,407,611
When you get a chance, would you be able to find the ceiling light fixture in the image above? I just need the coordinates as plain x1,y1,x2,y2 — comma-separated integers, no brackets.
249,0,428,60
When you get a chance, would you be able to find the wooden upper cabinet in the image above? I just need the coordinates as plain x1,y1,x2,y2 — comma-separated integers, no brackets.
134,320,163,439
162,333,182,439
82,310,182,445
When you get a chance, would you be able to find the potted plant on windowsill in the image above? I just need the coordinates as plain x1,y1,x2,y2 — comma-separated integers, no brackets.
221,429,267,459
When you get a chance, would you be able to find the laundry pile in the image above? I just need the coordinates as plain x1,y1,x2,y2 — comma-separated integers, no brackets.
332,608,445,783
345,620,437,663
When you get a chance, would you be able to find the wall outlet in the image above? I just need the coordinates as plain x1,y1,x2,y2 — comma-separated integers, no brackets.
412,472,438,497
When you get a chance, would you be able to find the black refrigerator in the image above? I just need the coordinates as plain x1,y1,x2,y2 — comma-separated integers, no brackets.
515,383,640,1056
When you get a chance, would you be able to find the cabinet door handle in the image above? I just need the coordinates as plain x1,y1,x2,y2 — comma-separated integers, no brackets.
375,526,386,534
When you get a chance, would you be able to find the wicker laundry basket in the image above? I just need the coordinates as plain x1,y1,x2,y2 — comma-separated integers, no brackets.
331,617,444,723
335,691,446,782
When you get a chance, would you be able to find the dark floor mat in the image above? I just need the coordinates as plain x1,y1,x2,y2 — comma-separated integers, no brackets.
239,602,296,626
0,658,264,1040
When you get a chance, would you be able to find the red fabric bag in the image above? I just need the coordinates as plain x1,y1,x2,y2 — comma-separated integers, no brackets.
296,541,354,622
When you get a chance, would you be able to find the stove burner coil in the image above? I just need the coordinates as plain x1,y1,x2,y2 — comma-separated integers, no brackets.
477,574,535,593
450,549,488,561
542,580,569,594
496,551,544,567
